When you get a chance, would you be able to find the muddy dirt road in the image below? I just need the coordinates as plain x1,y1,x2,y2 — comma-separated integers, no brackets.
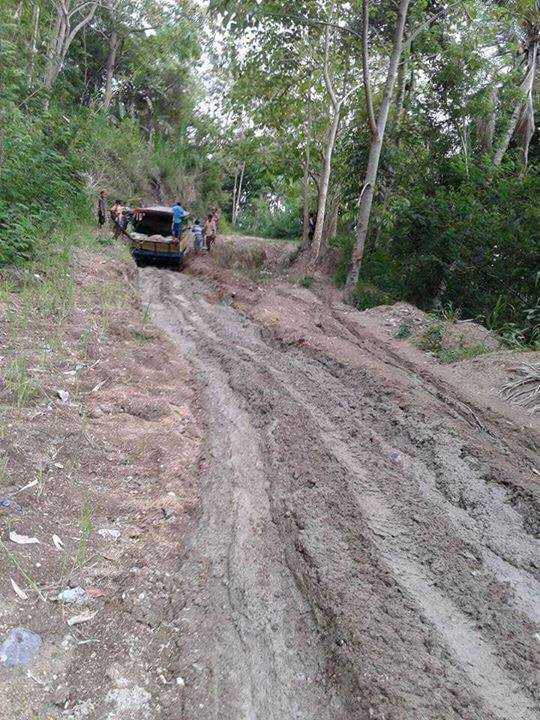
140,266,538,720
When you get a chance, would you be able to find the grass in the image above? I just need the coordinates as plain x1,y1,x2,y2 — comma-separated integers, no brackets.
418,322,445,352
299,275,314,289
0,457,9,487
394,323,412,340
437,301,461,323
3,357,42,408
436,344,489,364
417,322,489,363
0,538,46,601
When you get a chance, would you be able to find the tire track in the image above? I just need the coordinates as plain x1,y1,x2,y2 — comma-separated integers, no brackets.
140,267,538,720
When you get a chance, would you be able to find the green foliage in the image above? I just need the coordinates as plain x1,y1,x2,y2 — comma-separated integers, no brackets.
394,323,412,339
418,322,445,352
436,344,489,364
300,276,313,288
0,106,89,265
390,165,539,343
237,199,301,239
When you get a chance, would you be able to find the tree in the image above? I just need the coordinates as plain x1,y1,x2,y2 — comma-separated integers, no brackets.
344,0,412,297
493,10,539,167
43,0,100,93
309,6,360,265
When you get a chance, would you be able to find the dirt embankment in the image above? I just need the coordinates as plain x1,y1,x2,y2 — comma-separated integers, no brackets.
0,246,202,718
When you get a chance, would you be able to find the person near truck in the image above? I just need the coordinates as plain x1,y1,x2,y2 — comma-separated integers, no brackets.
203,213,217,252
110,199,125,239
192,218,204,252
97,191,107,228
171,201,189,240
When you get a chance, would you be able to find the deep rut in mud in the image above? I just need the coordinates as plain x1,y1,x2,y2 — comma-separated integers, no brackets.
139,267,538,720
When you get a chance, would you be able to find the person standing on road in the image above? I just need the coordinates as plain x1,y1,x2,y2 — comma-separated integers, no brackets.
171,200,189,241
110,199,125,239
97,191,107,229
204,213,217,253
192,218,204,252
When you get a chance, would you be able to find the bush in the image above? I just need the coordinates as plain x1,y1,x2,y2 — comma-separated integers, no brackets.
236,199,301,239
0,106,89,265
392,167,539,342
339,161,539,345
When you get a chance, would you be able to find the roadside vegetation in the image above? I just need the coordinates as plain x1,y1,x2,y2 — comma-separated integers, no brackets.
0,0,538,349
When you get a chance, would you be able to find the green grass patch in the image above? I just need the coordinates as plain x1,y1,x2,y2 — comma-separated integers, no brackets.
3,357,42,408
435,344,489,364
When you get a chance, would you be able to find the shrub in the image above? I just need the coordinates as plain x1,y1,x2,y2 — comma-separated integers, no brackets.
236,199,301,239
0,106,89,265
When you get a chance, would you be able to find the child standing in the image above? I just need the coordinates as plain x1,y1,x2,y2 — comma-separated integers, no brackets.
192,219,204,252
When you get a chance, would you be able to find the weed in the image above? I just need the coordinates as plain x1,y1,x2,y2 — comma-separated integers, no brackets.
3,357,41,408
418,323,445,352
438,301,461,323
394,323,412,340
0,539,46,601
436,344,489,364
78,327,94,357
498,323,528,350
36,465,46,497
141,301,151,327
300,275,314,289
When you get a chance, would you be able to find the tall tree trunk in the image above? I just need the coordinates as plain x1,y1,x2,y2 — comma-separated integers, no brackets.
394,49,409,131
44,5,64,93
28,3,40,83
493,41,538,167
301,135,311,249
476,84,498,154
344,0,411,297
235,160,246,222
323,189,340,243
231,166,239,226
232,161,246,227
309,104,341,265
102,28,119,110
301,154,311,248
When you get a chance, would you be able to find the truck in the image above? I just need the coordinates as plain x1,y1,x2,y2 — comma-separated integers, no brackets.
123,205,190,270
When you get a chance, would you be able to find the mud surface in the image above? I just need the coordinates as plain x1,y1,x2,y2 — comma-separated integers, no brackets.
140,266,539,720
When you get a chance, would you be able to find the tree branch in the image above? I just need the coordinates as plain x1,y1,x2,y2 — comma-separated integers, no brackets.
66,1,99,49
404,0,463,47
322,10,338,109
362,0,378,137
289,13,362,41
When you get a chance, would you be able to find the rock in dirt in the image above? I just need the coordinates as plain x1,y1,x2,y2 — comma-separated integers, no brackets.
9,530,40,545
97,528,121,540
57,587,88,605
0,627,42,667
67,611,97,627
105,687,151,719
0,498,22,514
56,389,70,403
